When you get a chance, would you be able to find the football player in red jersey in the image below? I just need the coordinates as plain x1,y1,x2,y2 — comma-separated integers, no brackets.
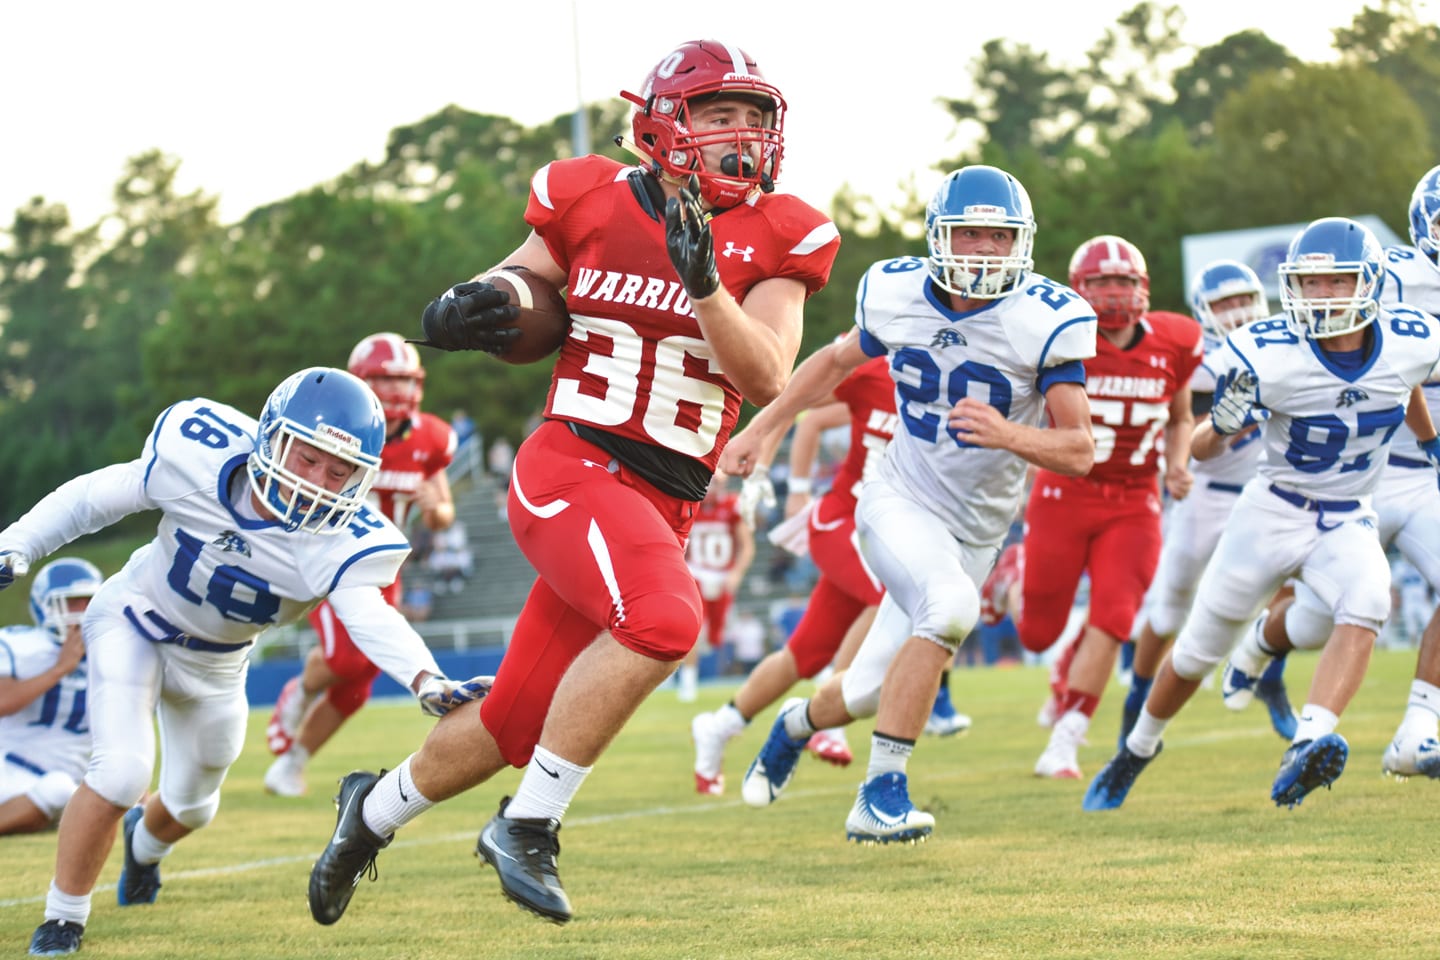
692,355,895,793
985,236,1203,780
263,334,456,798
309,40,839,927
676,471,755,702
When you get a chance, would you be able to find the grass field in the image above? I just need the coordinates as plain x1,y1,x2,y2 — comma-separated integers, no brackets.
2,650,1436,960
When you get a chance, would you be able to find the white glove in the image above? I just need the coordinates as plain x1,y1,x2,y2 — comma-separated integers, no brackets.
416,674,493,718
736,469,776,527
1210,369,1263,436
0,551,31,591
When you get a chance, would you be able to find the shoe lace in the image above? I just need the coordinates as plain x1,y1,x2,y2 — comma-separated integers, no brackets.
869,773,911,814
507,821,562,878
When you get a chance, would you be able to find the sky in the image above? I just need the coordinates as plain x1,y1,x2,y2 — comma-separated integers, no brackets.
3,0,1427,231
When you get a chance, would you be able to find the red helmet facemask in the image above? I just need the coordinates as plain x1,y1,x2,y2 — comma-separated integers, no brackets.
620,40,785,209
1068,235,1150,330
347,333,425,422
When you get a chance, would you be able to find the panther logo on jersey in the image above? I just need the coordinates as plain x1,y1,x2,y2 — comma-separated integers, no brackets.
1336,387,1370,408
212,530,252,557
930,328,968,349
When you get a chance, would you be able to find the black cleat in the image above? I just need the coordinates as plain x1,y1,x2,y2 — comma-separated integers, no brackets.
29,919,84,956
308,770,391,925
118,805,162,906
476,796,571,924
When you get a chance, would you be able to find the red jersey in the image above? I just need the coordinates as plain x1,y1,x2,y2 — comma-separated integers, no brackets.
828,356,897,506
370,411,456,530
686,491,745,576
525,156,839,472
1082,311,1203,484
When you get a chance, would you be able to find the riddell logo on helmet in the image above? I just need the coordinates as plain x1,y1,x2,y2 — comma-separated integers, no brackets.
1296,253,1336,266
314,424,361,452
963,204,1004,217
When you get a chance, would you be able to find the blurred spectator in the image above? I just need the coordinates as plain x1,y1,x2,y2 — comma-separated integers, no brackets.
426,521,474,594
450,409,477,448
488,436,515,483
400,580,436,622
726,610,768,675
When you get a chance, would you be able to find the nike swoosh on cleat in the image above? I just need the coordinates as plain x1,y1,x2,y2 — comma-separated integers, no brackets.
865,807,906,827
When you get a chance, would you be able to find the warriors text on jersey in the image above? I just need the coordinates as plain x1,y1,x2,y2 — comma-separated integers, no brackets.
1082,310,1203,485
0,626,89,782
829,356,898,505
855,256,1097,545
526,156,840,476
372,412,456,530
1219,309,1440,499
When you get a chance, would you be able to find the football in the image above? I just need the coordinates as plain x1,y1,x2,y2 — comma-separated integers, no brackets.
479,266,572,365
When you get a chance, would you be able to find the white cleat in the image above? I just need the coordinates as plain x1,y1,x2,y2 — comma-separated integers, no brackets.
1382,732,1440,781
844,773,934,845
1034,712,1086,779
691,711,734,794
263,755,307,797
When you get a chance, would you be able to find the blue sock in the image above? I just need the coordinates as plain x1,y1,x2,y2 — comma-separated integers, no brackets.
1125,674,1153,715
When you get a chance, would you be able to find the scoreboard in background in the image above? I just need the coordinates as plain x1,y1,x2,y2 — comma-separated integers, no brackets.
1182,215,1404,302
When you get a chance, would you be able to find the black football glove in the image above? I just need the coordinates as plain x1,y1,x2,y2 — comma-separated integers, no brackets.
665,175,720,300
414,281,521,355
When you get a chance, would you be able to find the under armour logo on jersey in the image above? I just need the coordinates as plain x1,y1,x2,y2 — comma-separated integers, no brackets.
212,530,252,557
1148,355,1168,369
721,242,754,262
1337,387,1370,408
930,328,968,349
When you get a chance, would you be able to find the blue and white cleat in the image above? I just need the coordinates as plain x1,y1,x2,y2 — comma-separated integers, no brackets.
28,920,83,957
924,685,972,737
1220,659,1259,711
740,698,810,808
1254,658,1297,740
1271,733,1348,808
1381,732,1440,781
844,772,934,845
1083,742,1162,812
118,806,162,906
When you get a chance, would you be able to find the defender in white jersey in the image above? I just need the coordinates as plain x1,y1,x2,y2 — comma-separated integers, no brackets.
1085,217,1440,814
0,559,101,835
724,166,1096,842
1124,260,1277,746
2,368,486,959
1221,165,1440,780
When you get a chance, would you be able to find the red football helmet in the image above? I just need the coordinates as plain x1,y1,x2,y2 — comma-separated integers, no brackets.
347,332,424,421
621,40,785,208
1068,235,1151,330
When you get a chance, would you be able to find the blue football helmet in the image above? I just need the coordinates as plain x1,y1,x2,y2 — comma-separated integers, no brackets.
1189,259,1270,337
1278,217,1384,339
248,367,385,534
925,165,1035,299
29,557,103,641
1409,164,1440,269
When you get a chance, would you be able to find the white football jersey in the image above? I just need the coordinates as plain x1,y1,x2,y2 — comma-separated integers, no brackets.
2,399,410,648
1216,307,1440,499
1381,245,1440,462
855,256,1096,544
0,625,90,782
1191,329,1265,487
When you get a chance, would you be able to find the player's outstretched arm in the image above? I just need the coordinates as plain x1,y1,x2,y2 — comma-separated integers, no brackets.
720,333,866,478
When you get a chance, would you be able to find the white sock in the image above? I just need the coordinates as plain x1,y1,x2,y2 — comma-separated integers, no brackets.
286,744,311,769
44,880,91,926
782,700,817,740
131,816,174,866
864,733,913,780
1126,707,1167,758
715,702,748,737
504,747,591,822
1404,679,1440,736
362,756,434,837
1293,704,1339,744
1230,615,1273,676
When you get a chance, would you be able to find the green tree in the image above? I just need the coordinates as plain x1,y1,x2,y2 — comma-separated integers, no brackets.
1333,0,1440,156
